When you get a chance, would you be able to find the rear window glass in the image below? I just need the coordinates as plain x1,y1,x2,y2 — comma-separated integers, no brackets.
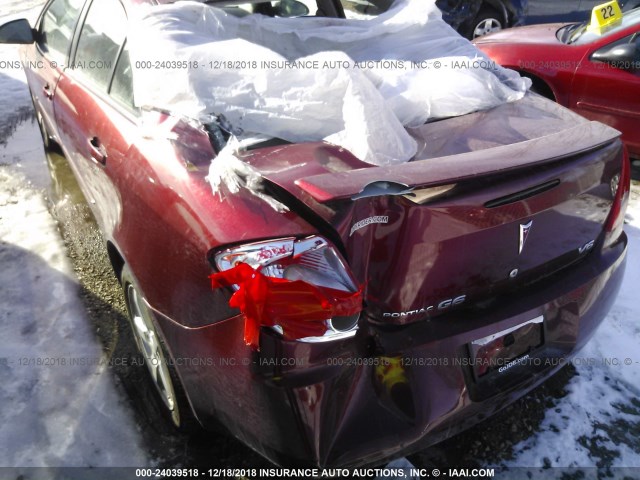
340,0,393,18
74,0,127,90
160,1,320,17
38,0,84,63
110,43,135,111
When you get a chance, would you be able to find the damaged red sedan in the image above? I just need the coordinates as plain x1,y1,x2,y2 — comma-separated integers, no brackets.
0,0,630,468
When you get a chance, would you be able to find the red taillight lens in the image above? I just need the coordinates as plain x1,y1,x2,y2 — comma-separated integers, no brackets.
211,236,363,348
604,145,631,245
215,236,357,292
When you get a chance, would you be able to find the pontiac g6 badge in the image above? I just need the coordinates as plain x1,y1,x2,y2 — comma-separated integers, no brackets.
519,220,533,254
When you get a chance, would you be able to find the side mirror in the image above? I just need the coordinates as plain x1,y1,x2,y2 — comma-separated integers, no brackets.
592,42,640,71
0,18,35,44
273,0,310,17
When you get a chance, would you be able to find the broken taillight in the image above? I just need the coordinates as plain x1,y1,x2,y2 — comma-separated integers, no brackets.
604,145,631,247
211,236,363,348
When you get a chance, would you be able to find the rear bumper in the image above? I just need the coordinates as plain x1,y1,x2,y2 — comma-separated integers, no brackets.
156,233,627,468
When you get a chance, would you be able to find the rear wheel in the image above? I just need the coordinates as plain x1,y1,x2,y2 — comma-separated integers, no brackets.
33,102,52,151
467,7,503,39
122,266,199,433
631,157,640,181
521,74,556,101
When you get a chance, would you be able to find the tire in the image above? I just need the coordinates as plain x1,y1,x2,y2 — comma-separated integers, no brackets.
523,75,556,101
30,95,53,151
466,7,503,39
631,158,640,182
121,265,200,433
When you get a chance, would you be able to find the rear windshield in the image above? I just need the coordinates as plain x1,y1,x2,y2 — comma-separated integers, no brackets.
341,0,393,18
154,0,319,17
156,0,395,18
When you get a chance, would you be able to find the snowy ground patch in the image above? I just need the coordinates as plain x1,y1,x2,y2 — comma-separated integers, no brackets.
0,167,148,468
501,194,640,473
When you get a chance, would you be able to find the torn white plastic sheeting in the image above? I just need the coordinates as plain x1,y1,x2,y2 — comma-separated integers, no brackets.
206,138,290,213
128,0,530,167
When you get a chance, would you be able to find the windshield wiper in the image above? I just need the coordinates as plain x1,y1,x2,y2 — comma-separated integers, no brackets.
557,22,585,44
567,23,588,44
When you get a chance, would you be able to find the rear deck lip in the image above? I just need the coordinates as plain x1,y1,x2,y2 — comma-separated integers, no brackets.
295,121,621,203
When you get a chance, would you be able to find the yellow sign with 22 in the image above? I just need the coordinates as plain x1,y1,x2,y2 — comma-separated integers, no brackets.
587,0,623,35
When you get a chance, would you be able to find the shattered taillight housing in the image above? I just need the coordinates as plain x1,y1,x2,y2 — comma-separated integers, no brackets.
214,236,361,341
604,145,631,247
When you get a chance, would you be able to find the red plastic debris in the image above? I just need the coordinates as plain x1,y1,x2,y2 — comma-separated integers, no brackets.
209,263,363,349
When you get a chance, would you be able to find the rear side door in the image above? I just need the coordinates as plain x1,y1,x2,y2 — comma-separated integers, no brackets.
24,0,84,141
52,0,136,236
571,31,640,156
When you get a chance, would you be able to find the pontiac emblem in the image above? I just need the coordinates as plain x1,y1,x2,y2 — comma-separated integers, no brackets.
519,221,533,254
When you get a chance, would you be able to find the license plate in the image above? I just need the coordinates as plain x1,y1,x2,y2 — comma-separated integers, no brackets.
469,315,544,378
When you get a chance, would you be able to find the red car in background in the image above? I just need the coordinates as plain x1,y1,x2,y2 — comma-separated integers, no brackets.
475,6,640,159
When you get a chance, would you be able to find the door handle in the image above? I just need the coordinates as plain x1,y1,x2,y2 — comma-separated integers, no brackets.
89,137,107,165
43,84,53,100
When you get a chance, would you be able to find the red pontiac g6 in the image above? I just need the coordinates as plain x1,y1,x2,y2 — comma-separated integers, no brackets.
0,0,631,468
475,5,640,159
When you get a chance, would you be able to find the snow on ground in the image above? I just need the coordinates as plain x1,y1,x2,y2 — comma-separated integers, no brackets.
0,167,149,468
501,197,640,473
0,19,149,469
0,0,45,16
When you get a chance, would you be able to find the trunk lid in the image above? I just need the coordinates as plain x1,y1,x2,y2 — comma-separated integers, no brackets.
243,94,623,324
